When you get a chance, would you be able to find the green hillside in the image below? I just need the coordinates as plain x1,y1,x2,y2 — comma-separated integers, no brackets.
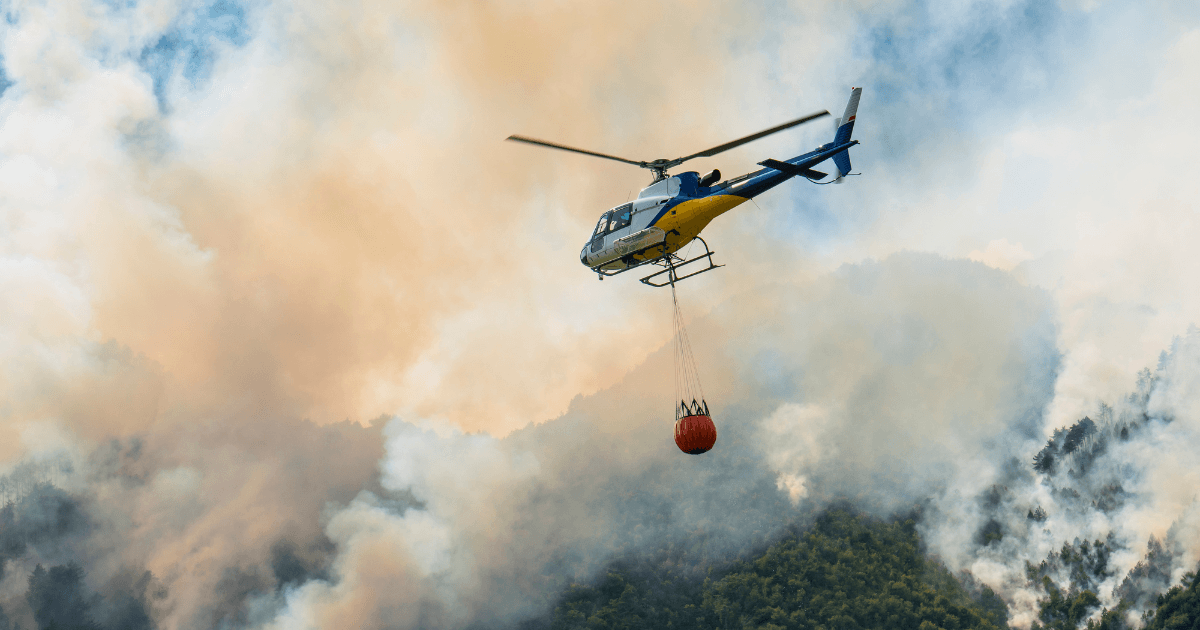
547,507,1008,630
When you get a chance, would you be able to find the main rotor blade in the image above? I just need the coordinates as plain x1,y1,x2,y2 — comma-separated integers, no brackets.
669,110,831,167
506,135,645,167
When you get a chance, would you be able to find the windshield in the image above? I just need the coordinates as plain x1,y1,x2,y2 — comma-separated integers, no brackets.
593,212,611,237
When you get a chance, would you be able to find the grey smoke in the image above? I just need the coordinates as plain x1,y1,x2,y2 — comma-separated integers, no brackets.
269,537,334,590
1116,537,1176,614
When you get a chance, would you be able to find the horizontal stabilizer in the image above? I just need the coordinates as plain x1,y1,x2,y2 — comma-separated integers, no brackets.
759,159,827,180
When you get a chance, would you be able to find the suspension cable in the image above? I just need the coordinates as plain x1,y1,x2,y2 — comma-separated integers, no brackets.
670,276,706,420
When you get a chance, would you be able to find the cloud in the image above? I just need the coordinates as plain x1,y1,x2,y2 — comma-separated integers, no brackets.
970,238,1034,271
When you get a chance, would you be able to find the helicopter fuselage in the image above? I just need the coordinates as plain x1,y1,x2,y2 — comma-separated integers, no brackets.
580,139,857,273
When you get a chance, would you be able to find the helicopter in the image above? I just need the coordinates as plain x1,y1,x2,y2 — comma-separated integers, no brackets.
507,87,862,286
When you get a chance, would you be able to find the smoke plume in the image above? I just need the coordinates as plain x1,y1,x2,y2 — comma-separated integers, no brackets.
3,0,1200,629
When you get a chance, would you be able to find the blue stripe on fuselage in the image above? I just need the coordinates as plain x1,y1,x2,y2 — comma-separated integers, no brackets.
643,140,857,229
707,140,857,200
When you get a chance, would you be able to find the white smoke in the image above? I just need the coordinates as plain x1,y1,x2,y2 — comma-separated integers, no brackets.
249,253,1061,628
907,330,1200,627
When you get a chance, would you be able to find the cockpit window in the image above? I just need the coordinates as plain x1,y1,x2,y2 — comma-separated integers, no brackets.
611,203,632,231
593,212,611,237
593,204,633,239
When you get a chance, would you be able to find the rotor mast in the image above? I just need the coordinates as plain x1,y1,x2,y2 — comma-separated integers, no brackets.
647,161,669,184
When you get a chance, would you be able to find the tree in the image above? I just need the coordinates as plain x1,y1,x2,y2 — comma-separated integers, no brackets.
549,507,1009,630
1144,571,1200,630
27,563,102,630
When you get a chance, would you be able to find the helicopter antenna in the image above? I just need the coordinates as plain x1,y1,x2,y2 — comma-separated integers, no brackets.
507,109,831,184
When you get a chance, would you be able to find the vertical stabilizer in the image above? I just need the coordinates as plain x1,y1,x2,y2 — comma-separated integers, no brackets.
832,87,861,177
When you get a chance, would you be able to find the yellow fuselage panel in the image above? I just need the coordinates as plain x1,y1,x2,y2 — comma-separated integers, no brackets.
642,194,748,259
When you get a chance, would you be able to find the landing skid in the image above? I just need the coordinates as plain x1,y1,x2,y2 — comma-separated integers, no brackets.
640,238,724,287
593,237,724,287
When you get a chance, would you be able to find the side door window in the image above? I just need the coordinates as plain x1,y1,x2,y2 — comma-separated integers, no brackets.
612,204,632,232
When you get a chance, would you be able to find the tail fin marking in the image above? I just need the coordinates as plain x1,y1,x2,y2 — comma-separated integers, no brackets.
833,87,861,145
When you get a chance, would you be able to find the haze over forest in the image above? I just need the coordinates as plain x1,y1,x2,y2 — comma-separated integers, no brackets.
2,1,1200,629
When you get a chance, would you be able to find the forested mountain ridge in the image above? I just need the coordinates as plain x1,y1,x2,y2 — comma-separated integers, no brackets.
543,508,1008,630
536,504,1200,630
